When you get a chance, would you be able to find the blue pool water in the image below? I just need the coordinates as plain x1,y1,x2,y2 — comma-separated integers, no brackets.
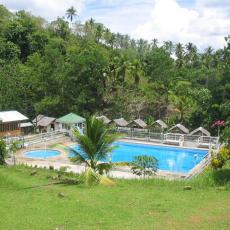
24,150,61,159
69,141,208,173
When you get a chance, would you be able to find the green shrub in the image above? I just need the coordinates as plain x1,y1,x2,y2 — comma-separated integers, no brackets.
211,147,230,169
49,165,54,170
0,139,7,165
131,155,158,178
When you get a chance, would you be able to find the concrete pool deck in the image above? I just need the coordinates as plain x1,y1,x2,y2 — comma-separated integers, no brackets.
13,138,210,180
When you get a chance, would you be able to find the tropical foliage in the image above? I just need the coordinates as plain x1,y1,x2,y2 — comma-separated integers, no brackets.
211,147,230,170
0,139,7,165
131,155,158,178
0,4,229,137
71,116,119,174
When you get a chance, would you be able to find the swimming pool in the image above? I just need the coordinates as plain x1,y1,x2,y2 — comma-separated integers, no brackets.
70,141,208,173
24,149,61,159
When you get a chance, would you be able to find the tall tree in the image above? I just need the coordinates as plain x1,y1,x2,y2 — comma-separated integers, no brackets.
66,6,77,22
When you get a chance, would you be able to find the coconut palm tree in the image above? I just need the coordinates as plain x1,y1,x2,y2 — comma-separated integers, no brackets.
175,43,184,68
129,58,144,86
71,116,120,174
66,6,77,22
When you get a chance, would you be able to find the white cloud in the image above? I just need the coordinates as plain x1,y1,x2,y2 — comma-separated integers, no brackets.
1,0,229,49
132,0,230,49
1,0,88,20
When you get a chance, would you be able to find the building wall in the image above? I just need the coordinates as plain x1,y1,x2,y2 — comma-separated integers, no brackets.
0,129,21,137
0,122,21,137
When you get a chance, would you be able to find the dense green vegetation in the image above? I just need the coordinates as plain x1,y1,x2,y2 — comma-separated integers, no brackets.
0,165,229,229
0,5,229,135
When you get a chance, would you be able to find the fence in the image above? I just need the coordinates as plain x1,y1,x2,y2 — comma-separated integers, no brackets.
116,128,219,149
4,130,68,148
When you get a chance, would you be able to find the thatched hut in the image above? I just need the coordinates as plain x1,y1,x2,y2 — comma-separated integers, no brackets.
33,115,56,132
128,119,147,129
96,115,111,125
149,119,168,132
168,123,189,134
190,127,210,136
112,118,129,128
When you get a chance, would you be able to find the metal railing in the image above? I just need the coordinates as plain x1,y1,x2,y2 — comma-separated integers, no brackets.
23,130,67,147
115,129,219,149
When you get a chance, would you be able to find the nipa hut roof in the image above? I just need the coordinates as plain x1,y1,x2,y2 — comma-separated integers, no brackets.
128,118,147,129
113,118,129,127
190,127,210,136
96,115,111,124
33,115,56,127
154,119,168,129
168,123,189,134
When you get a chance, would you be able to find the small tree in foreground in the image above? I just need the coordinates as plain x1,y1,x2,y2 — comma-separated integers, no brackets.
71,116,120,185
131,155,158,178
0,139,7,165
8,141,21,165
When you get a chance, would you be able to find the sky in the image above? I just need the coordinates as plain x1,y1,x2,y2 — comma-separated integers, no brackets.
1,0,230,50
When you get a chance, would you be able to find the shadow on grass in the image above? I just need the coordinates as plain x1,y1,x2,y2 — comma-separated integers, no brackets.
213,168,230,186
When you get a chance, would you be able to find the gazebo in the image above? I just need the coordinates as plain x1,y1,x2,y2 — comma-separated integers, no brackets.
96,115,111,125
56,113,85,133
168,123,189,134
128,118,147,129
190,127,210,136
149,119,167,132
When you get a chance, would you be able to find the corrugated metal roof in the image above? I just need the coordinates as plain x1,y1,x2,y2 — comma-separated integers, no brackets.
0,111,28,123
190,127,210,136
56,113,85,124
20,122,33,128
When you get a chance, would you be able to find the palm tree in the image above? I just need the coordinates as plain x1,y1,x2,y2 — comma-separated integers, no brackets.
163,40,174,55
66,6,77,22
129,59,144,86
151,38,158,49
175,43,184,68
71,116,120,174
95,24,104,42
185,42,198,67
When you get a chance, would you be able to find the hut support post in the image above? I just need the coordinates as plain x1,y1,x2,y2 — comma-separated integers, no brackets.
161,133,164,143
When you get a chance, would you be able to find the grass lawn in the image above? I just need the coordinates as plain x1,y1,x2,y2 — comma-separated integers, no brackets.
0,165,230,230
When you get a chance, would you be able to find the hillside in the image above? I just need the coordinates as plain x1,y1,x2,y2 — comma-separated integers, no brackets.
0,4,229,134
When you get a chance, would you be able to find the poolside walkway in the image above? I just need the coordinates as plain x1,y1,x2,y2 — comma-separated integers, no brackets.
12,137,207,180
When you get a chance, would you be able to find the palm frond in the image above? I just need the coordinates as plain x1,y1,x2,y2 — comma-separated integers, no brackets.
72,116,120,174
